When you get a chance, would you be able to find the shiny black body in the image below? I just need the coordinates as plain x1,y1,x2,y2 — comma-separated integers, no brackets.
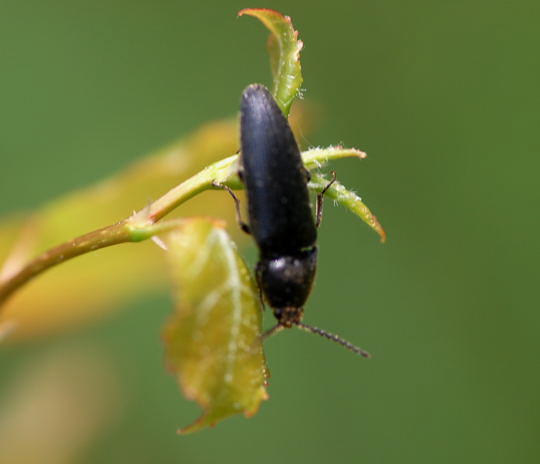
240,84,317,327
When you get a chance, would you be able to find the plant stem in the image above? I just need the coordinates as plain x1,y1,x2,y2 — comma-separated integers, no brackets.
0,221,131,307
0,155,242,311
145,154,241,223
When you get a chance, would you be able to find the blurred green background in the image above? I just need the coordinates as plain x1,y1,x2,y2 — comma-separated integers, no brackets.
1,0,539,463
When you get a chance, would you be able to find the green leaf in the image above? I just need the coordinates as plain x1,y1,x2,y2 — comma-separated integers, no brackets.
301,145,367,170
310,173,387,243
239,8,303,116
162,218,268,434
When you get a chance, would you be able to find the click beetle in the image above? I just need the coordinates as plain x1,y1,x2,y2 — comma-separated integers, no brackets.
215,84,370,357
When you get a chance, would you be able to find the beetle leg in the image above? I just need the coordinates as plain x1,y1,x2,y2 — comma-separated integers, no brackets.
316,170,337,228
255,262,266,311
212,181,251,234
236,155,246,182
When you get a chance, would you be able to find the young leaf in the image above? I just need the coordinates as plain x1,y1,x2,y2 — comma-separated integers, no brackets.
162,218,268,434
310,173,387,242
239,8,303,116
302,146,367,170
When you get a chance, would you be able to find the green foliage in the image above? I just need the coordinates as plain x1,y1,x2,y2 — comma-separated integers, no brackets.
163,219,268,433
310,173,386,243
239,8,303,116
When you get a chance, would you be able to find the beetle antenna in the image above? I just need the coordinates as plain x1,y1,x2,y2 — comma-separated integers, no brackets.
261,323,285,341
295,322,372,358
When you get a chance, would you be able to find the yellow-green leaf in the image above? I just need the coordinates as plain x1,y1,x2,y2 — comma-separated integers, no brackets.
239,8,303,116
311,173,387,243
162,218,268,434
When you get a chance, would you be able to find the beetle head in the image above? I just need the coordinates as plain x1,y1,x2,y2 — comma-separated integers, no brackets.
257,247,317,318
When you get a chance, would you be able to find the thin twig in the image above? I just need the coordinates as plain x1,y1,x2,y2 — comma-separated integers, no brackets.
0,221,131,307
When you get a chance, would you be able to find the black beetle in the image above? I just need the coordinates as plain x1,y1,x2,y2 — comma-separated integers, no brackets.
215,84,370,357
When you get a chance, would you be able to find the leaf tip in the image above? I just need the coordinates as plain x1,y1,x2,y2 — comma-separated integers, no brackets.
238,8,287,20
177,420,208,436
340,146,367,159
372,216,387,243
379,228,387,243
